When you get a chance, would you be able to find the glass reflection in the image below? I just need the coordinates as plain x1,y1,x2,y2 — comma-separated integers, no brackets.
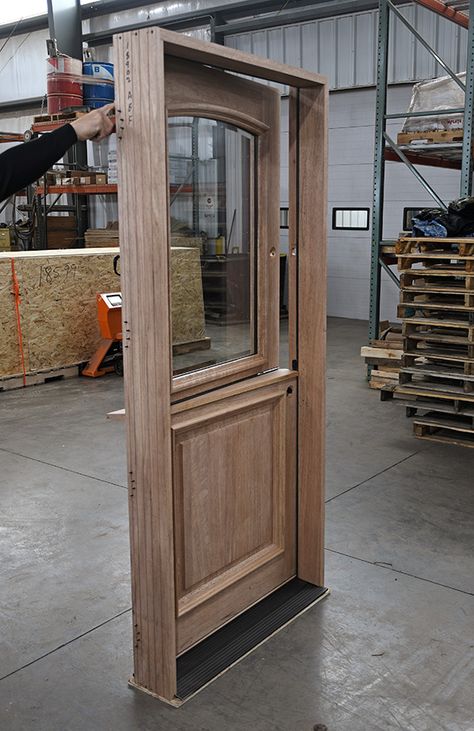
168,117,256,376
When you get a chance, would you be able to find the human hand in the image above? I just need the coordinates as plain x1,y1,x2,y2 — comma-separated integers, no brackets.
70,103,115,142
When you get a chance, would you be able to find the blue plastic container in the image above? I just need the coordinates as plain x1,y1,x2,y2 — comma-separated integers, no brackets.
83,62,114,109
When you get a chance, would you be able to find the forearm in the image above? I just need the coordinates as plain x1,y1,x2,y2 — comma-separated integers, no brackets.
0,123,78,201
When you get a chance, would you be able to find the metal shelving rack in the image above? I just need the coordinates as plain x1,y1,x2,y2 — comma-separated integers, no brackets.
369,0,474,344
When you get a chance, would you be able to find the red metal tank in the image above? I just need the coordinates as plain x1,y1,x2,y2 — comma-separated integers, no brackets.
47,55,83,114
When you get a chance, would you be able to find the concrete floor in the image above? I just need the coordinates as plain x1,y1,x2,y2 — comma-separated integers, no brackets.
1,316,473,731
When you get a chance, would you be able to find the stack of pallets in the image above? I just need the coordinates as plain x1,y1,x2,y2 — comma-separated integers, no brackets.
385,236,474,448
360,322,403,390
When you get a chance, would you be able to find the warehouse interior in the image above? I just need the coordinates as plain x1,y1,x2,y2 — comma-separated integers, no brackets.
0,1,473,729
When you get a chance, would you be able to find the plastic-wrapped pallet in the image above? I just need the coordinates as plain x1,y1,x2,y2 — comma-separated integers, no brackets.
402,72,465,133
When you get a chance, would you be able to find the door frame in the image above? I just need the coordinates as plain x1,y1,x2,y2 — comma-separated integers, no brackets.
114,28,327,705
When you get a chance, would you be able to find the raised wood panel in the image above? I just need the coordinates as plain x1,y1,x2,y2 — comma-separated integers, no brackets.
173,378,296,653
174,401,281,591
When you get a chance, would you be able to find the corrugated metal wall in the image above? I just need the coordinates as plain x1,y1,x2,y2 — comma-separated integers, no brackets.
226,3,468,90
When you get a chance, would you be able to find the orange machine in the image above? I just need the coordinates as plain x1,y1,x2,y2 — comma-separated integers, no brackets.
82,292,123,377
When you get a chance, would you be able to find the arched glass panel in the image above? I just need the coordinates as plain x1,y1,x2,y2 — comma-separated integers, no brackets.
168,116,256,376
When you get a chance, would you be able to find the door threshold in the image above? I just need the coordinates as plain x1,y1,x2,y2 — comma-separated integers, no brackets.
175,578,329,702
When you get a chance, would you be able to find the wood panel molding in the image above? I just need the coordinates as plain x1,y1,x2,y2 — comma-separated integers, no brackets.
168,104,270,136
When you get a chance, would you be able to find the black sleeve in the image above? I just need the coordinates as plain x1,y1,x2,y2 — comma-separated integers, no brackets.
0,123,78,202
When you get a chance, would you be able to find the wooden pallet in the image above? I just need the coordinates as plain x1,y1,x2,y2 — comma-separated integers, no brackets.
0,365,80,392
400,280,472,294
400,363,474,393
33,110,87,124
402,350,474,375
396,237,474,257
397,129,464,145
361,325,403,389
398,302,474,318
382,391,474,416
413,412,474,448
394,381,474,403
403,318,474,340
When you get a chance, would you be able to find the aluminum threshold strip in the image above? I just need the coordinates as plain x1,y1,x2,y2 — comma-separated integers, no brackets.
176,578,328,701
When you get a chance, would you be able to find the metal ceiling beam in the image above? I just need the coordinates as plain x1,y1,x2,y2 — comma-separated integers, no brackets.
83,0,412,45
0,97,43,113
214,0,384,34
84,0,297,21
0,0,300,40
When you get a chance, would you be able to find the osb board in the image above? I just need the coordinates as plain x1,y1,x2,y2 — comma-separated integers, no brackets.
170,247,205,345
0,247,205,377
0,249,120,377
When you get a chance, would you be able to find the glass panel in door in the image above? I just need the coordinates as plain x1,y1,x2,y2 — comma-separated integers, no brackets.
168,116,256,376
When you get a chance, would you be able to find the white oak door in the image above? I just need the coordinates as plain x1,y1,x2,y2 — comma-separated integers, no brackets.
115,27,327,704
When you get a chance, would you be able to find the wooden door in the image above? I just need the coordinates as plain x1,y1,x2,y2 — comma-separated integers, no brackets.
164,58,296,653
114,28,327,705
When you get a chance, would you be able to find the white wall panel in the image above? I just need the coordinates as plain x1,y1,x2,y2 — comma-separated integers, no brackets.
388,4,416,84
301,22,318,74
0,30,49,103
284,25,301,68
413,5,437,80
354,12,376,88
336,16,355,89
319,19,337,88
267,27,284,63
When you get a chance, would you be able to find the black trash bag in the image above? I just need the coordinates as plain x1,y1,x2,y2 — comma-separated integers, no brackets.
446,196,474,236
410,198,474,237
411,208,449,237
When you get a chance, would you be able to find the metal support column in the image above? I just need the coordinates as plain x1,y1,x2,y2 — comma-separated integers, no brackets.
47,0,82,58
461,0,474,197
47,0,88,247
369,0,390,342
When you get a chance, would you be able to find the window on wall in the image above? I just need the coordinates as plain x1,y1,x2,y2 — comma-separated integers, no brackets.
332,208,370,231
403,207,443,231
